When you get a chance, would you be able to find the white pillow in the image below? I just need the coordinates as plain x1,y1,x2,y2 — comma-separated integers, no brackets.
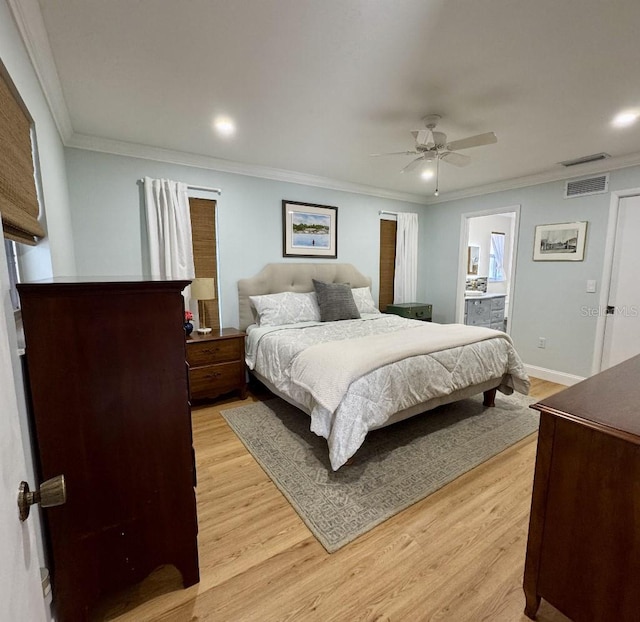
351,287,381,314
249,291,321,326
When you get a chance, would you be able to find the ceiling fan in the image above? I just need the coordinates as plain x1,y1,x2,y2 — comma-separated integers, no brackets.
371,114,497,195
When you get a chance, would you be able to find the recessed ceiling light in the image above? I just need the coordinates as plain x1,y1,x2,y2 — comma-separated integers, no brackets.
421,169,434,180
612,110,639,128
213,116,236,136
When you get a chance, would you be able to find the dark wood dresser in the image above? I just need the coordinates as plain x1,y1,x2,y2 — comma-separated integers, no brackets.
186,328,247,401
524,355,640,622
18,278,199,622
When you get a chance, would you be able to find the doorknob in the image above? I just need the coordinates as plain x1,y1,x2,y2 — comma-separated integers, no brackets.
18,475,66,522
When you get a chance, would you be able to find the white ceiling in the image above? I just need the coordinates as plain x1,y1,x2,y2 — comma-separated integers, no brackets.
21,0,640,201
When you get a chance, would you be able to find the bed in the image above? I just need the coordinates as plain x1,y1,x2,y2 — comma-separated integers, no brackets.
238,263,530,470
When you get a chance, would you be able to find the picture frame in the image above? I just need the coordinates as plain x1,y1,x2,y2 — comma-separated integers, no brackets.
282,200,338,258
533,221,587,261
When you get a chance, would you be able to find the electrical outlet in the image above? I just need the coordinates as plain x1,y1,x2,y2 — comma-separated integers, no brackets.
538,337,546,349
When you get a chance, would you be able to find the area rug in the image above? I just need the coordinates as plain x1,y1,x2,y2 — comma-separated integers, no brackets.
221,392,538,552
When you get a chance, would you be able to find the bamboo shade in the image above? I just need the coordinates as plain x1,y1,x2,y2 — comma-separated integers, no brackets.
379,219,397,311
189,198,220,330
0,63,45,245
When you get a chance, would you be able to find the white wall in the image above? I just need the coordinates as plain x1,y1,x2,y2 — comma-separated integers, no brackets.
0,1,74,279
64,148,428,328
423,167,640,378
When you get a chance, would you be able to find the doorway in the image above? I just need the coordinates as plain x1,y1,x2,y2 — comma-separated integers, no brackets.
594,191,640,372
456,206,520,333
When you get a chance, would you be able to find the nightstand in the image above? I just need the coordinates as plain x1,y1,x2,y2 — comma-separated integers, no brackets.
186,328,247,401
385,302,432,322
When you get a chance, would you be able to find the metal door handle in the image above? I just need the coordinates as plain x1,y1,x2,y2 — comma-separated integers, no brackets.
18,475,66,521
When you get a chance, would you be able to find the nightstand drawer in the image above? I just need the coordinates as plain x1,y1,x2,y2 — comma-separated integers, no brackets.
189,362,244,399
386,303,432,321
187,338,242,366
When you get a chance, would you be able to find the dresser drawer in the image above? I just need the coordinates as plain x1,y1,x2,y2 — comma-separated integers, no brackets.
491,308,505,322
466,299,491,320
491,297,505,311
187,338,242,366
189,362,244,399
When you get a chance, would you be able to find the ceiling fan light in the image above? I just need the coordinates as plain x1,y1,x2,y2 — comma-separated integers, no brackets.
420,169,434,180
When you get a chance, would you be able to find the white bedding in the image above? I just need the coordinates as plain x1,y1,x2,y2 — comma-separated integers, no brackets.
246,314,530,470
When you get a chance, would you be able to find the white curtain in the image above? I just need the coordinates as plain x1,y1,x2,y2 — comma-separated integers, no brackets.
393,212,419,303
144,177,195,279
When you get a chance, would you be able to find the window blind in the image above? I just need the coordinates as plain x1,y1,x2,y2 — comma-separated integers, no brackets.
0,61,45,245
188,197,220,330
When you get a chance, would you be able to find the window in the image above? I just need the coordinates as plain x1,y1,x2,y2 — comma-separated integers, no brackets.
4,239,20,310
489,232,506,282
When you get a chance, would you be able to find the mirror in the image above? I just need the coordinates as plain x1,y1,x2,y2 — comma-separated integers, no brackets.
467,245,480,275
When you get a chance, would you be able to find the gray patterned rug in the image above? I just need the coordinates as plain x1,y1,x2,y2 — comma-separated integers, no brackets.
221,392,538,552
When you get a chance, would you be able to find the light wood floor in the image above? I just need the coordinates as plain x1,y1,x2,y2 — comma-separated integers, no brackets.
93,378,571,622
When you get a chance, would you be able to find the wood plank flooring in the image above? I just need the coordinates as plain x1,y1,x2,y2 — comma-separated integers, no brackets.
92,377,571,622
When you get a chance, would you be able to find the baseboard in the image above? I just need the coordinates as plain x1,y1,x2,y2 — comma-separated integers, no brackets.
524,364,585,387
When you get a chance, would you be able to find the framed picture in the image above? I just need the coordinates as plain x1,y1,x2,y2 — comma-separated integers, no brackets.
282,200,338,258
533,221,587,261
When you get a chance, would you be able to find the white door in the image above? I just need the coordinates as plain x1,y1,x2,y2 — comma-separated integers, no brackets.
601,195,640,369
0,253,47,621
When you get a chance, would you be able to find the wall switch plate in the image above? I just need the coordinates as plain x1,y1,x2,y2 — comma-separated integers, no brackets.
538,337,546,349
587,280,597,293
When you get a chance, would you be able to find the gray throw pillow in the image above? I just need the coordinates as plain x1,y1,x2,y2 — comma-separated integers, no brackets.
312,279,361,322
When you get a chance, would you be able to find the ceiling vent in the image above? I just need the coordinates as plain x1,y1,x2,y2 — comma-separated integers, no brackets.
564,174,609,199
559,152,610,167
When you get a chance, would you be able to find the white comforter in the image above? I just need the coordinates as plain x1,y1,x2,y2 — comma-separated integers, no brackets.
246,315,530,470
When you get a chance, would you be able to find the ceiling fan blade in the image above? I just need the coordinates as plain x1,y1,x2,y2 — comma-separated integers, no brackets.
446,131,497,151
431,131,447,147
400,156,424,174
412,129,432,146
370,150,419,157
440,151,471,167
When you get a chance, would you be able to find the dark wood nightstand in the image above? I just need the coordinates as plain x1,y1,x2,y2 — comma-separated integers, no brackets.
186,328,247,401
385,302,432,321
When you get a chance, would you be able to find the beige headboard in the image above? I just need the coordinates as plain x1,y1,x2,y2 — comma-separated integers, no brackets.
237,263,372,330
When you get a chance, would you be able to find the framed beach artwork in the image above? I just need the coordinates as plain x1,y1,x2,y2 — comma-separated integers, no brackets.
282,200,338,258
533,221,587,261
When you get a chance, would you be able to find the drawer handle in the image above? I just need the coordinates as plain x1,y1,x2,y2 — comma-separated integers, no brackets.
204,371,222,379
201,347,219,355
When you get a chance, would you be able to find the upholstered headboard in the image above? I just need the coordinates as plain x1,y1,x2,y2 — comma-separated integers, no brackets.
237,263,371,330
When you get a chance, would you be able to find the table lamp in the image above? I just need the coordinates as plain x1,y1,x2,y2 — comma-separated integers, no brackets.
190,277,216,334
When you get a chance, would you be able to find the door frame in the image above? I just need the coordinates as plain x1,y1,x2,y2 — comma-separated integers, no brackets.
456,205,521,332
592,187,640,374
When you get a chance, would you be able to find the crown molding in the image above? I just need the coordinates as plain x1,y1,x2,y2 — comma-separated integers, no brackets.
7,0,74,142
66,132,430,205
11,0,640,208
426,151,640,204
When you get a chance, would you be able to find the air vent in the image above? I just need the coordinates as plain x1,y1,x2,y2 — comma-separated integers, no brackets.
564,174,609,198
560,152,610,167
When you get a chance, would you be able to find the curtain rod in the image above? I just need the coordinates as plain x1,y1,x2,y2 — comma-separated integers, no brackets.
379,210,398,216
138,179,222,195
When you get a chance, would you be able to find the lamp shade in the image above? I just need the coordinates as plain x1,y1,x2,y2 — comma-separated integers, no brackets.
190,277,216,300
